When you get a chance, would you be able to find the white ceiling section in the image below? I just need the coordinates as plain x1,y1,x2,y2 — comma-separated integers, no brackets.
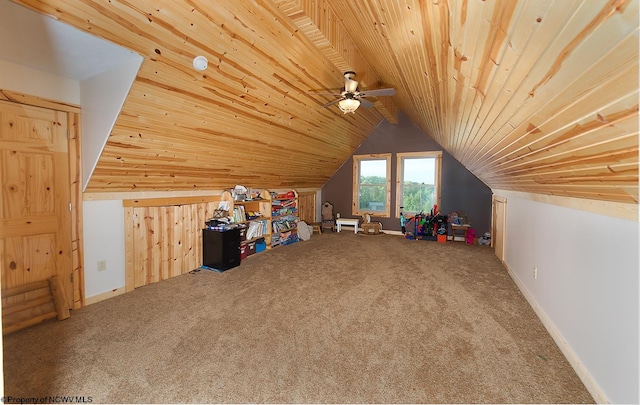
0,0,138,81
0,0,144,190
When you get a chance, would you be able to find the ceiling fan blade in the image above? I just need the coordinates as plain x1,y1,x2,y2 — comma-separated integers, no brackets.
322,98,343,108
359,87,396,97
359,98,374,108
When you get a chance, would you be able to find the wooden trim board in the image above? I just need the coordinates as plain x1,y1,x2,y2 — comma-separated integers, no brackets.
122,195,221,207
0,89,81,113
84,287,126,306
84,190,225,201
492,189,637,222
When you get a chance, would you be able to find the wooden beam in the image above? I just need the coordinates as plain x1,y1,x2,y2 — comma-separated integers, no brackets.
123,195,222,207
0,89,81,113
49,276,71,321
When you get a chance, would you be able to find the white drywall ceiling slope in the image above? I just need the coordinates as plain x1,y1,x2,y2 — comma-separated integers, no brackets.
0,0,143,190
0,0,137,80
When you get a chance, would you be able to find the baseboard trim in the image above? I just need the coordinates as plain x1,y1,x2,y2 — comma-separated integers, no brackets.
505,264,609,404
84,287,126,306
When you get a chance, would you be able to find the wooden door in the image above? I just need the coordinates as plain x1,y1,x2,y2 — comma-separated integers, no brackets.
0,101,73,308
492,195,507,263
297,192,317,223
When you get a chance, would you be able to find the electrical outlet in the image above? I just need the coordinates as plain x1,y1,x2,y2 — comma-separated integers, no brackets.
533,267,538,279
97,260,107,272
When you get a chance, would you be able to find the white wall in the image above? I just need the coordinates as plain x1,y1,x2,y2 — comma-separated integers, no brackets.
0,59,80,104
82,200,126,297
80,57,142,190
501,194,638,404
0,59,134,302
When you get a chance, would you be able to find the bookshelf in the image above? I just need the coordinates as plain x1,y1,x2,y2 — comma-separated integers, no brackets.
221,189,272,256
270,189,299,248
217,188,300,253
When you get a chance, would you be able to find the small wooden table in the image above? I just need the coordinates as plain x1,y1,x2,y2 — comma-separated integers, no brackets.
336,218,359,233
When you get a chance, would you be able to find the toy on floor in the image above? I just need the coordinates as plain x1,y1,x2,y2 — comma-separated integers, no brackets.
465,228,476,244
478,232,491,245
361,213,382,235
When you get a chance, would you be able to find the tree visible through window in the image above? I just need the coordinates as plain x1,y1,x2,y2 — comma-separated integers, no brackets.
353,154,391,217
396,152,442,216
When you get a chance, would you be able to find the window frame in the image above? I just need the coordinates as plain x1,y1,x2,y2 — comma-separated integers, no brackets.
395,151,442,218
352,153,392,217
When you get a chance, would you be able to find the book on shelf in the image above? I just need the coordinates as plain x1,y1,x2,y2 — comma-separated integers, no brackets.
272,218,297,232
245,219,267,240
274,230,298,246
272,199,296,207
272,207,297,218
232,205,246,223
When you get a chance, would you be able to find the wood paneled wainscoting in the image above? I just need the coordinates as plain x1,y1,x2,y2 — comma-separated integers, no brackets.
123,196,222,291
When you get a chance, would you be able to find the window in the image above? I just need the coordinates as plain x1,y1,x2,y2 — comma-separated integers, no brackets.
353,154,391,217
396,152,442,217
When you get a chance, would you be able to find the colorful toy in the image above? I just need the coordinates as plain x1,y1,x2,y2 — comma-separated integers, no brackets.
466,228,476,244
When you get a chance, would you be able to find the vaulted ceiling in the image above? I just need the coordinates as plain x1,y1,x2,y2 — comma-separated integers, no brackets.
8,0,639,204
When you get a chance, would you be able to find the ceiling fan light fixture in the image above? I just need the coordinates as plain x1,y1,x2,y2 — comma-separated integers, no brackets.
338,97,360,114
309,71,394,114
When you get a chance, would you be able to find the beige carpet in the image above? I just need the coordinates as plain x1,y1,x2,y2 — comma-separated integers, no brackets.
3,232,593,403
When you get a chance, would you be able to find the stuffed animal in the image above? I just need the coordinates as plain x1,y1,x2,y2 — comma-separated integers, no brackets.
478,232,491,245
466,228,476,244
448,210,469,226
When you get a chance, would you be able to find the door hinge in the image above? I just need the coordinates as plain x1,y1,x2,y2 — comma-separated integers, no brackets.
70,273,74,283
67,129,70,139
69,202,72,212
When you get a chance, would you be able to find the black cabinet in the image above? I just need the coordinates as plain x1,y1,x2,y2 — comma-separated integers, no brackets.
202,228,241,271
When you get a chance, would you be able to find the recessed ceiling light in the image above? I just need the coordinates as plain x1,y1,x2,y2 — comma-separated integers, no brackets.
193,56,208,71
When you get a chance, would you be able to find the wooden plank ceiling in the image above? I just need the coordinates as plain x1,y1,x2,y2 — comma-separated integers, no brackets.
11,0,639,204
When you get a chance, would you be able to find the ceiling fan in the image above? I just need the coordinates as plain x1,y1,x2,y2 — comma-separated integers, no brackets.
309,71,396,114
